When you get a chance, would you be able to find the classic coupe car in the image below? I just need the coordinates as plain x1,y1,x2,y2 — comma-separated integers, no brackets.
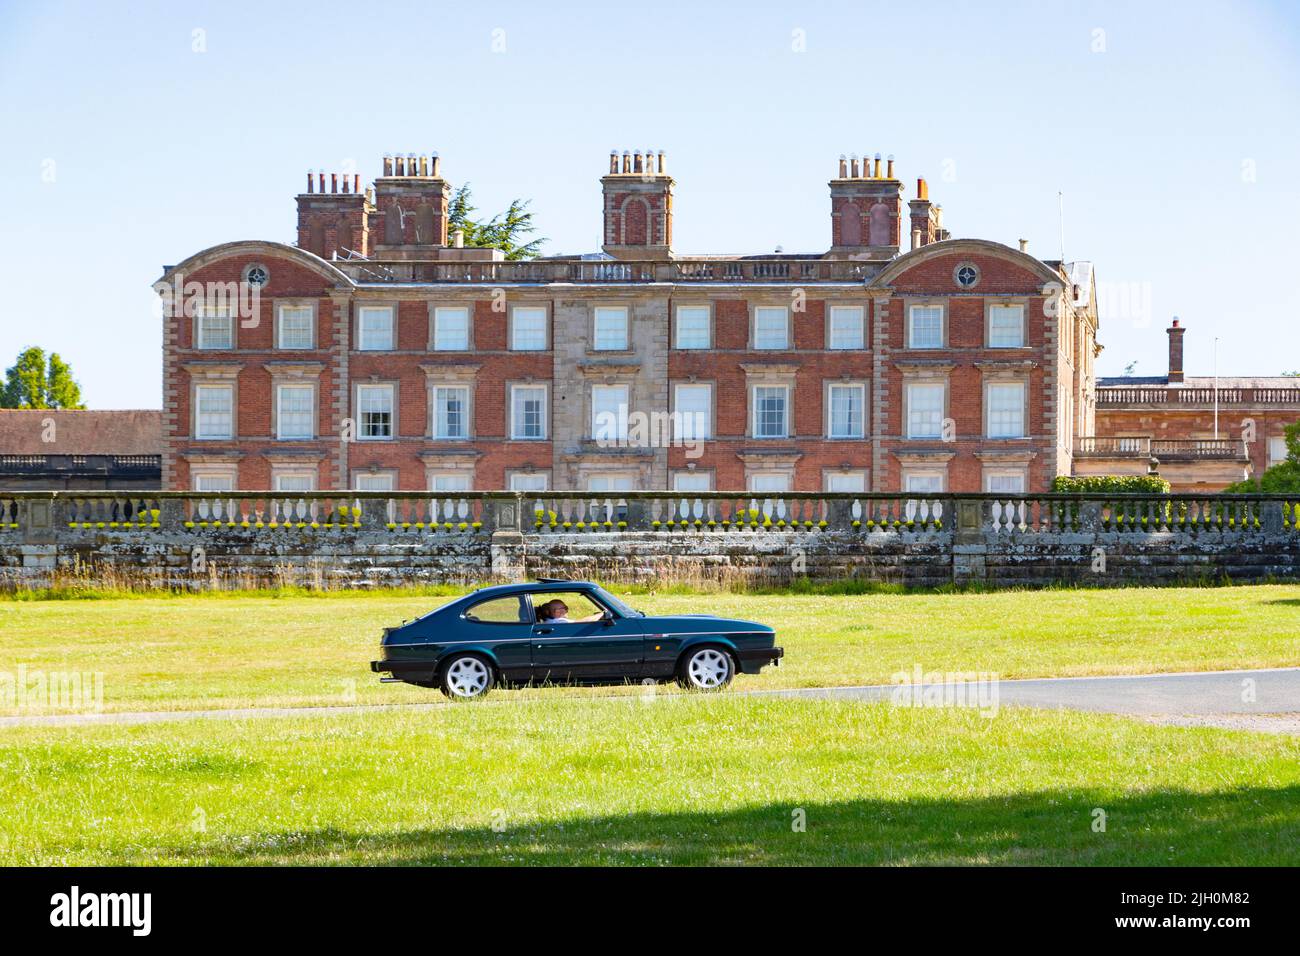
370,579,783,699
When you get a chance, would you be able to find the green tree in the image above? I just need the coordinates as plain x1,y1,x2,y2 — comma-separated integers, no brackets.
446,184,545,260
1225,420,1300,493
1,346,86,409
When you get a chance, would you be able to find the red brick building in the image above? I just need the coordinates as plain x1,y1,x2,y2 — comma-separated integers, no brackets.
1082,320,1300,491
157,149,1109,495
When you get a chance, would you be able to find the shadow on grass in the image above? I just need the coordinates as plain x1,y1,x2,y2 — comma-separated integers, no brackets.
195,785,1300,866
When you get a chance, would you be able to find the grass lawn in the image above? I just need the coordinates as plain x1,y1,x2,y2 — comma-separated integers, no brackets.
0,583,1297,714
1,695,1297,865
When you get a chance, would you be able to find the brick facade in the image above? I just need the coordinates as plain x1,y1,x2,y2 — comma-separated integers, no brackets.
165,148,1258,495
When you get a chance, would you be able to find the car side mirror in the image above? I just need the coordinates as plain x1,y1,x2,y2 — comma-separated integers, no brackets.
601,610,614,626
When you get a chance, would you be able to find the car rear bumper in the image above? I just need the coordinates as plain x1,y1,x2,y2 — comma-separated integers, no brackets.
736,645,784,674
370,659,436,675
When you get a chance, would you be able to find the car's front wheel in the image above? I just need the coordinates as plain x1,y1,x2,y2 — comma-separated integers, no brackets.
677,646,734,691
440,653,495,700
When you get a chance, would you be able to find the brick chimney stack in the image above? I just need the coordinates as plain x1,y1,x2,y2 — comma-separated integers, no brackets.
1167,318,1185,383
297,167,372,259
373,152,451,254
908,177,937,250
828,152,904,258
602,148,674,260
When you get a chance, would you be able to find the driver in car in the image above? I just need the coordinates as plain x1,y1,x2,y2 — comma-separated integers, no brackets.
536,599,603,624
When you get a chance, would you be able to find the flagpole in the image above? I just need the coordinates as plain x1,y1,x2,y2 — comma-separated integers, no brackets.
1213,336,1220,439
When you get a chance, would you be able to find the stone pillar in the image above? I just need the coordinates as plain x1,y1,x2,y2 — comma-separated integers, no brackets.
1261,500,1284,535
21,493,57,545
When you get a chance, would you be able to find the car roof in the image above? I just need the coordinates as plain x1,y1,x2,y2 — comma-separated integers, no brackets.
461,580,598,601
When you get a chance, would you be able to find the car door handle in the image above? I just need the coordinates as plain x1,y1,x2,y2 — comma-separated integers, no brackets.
535,627,553,635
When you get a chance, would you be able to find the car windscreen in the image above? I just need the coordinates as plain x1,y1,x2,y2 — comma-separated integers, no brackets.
590,585,640,618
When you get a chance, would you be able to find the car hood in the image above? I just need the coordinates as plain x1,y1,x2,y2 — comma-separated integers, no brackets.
641,614,774,634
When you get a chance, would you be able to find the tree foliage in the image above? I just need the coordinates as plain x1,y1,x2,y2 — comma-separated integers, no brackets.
1224,420,1300,493
1,346,85,409
1051,475,1172,494
446,184,545,260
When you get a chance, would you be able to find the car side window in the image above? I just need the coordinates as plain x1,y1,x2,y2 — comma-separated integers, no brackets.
530,591,606,623
464,596,530,624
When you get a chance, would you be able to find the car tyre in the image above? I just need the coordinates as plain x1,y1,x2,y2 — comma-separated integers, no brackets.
440,653,495,700
676,645,734,691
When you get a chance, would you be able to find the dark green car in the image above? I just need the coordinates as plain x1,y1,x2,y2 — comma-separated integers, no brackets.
370,579,783,699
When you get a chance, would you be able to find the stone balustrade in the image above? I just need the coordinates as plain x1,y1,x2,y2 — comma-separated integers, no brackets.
1,491,1297,590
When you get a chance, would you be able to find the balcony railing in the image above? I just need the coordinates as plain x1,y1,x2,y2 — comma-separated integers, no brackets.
1097,386,1300,407
2,491,1297,538
335,258,876,285
1074,438,1249,460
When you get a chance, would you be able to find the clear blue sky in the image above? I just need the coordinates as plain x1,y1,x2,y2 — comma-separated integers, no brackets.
1,0,1297,408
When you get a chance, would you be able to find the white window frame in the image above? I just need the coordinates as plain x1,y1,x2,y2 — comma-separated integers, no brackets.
591,384,630,441
675,305,711,350
908,304,944,349
828,306,866,350
987,303,1025,348
753,306,790,350
986,381,1027,439
432,385,471,440
194,383,234,440
510,306,548,351
592,306,630,351
357,306,395,351
904,471,945,493
428,473,473,493
273,472,315,493
508,472,549,492
195,307,234,350
586,474,635,493
905,382,945,440
1268,436,1288,466
672,471,713,492
751,385,790,439
984,470,1027,493
193,472,235,492
356,383,395,441
510,384,548,440
432,306,470,352
275,383,315,441
827,382,866,439
673,383,712,441
354,472,396,492
276,304,314,350
824,471,867,493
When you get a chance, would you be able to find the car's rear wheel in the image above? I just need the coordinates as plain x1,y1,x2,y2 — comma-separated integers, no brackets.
677,646,734,691
440,653,495,700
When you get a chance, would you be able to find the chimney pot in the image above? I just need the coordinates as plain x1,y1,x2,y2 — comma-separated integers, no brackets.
873,153,882,178
318,172,325,193
838,154,848,178
610,150,619,174
306,171,314,193
1019,238,1028,252
850,154,860,178
430,153,441,177
354,173,360,193
912,227,922,250
886,154,895,179
657,150,666,174
330,173,338,193
453,229,465,248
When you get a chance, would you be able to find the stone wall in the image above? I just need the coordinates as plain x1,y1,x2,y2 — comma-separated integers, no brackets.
2,490,1297,591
